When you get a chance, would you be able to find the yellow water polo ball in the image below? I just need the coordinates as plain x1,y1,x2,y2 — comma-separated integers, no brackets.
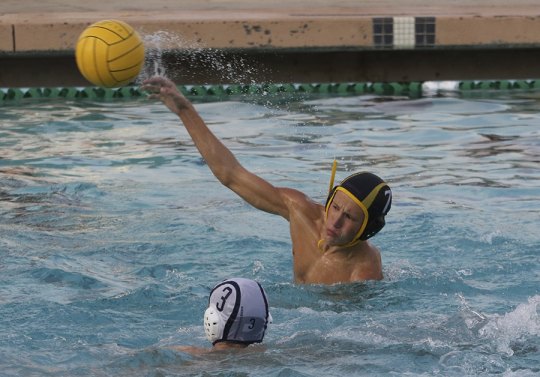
75,20,145,88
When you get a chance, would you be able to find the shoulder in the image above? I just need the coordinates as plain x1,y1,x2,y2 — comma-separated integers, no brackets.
278,187,311,201
277,187,323,219
351,241,383,281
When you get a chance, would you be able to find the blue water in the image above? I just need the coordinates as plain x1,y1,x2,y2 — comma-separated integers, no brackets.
0,88,539,376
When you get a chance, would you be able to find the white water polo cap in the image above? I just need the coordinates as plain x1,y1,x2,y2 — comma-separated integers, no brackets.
204,278,271,345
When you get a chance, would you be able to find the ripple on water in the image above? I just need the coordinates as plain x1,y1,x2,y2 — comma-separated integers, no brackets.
0,91,539,376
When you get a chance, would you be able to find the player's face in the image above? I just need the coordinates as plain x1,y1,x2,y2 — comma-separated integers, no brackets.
324,191,365,246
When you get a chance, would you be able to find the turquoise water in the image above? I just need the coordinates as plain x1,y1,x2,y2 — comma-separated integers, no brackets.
0,89,539,376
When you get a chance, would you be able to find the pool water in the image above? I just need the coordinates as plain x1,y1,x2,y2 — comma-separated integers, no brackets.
0,88,539,376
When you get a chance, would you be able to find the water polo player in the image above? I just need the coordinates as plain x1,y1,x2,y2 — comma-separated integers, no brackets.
143,76,392,284
171,278,271,354
204,278,272,349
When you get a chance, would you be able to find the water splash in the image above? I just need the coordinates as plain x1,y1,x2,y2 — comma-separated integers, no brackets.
140,30,184,80
139,30,267,85
479,295,540,356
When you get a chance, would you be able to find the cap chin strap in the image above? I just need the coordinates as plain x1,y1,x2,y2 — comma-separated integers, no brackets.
337,237,363,248
327,159,337,196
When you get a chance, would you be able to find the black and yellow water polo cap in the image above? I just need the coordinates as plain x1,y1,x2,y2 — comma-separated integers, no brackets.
325,172,392,245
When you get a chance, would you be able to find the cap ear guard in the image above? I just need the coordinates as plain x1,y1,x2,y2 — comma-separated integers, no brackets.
360,214,385,240
204,305,222,343
359,183,392,240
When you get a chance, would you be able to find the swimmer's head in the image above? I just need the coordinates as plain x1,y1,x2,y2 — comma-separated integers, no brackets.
325,172,392,245
204,278,271,346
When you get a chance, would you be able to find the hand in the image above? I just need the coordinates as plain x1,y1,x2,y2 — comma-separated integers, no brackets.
142,76,191,115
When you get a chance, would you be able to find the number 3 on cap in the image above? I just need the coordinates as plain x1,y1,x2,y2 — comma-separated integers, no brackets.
216,286,232,311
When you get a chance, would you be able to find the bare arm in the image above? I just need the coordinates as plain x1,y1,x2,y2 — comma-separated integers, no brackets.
142,77,292,219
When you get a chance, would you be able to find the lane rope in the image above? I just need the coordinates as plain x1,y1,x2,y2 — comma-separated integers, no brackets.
2,80,540,102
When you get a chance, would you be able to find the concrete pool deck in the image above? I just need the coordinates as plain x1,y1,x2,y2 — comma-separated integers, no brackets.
2,0,540,86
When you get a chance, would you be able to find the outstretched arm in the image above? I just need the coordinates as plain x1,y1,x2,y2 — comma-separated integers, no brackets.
142,77,293,219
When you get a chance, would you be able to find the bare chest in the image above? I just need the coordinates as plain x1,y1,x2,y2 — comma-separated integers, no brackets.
300,255,356,284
